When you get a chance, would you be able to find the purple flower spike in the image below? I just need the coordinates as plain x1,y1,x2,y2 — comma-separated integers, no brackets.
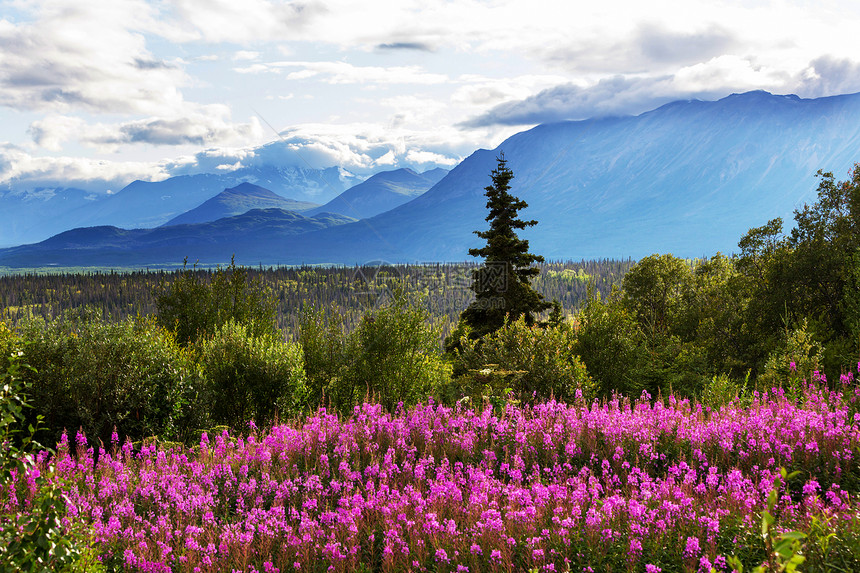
685,536,700,556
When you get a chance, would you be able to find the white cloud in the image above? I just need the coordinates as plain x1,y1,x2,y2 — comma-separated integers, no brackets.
463,53,860,127
0,142,170,193
0,0,187,114
28,106,264,152
160,122,466,178
166,0,328,43
4,0,860,194
28,115,86,151
235,60,448,85
795,56,860,98
85,107,263,151
233,50,260,61
405,149,459,166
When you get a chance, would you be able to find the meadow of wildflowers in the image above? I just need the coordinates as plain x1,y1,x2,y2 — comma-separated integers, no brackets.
4,379,860,573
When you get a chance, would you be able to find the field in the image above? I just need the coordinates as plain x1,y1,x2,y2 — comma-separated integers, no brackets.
5,378,860,572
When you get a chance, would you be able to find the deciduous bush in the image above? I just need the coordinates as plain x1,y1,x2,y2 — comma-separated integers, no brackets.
346,296,450,412
300,295,450,413
699,372,750,410
447,316,594,405
197,320,307,429
18,310,201,447
0,320,16,369
0,349,104,572
573,287,646,397
298,306,350,409
156,258,277,346
758,319,823,391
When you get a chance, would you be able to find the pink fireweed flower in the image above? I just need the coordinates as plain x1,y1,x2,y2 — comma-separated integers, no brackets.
75,428,88,450
685,536,700,557
19,397,860,573
789,361,797,373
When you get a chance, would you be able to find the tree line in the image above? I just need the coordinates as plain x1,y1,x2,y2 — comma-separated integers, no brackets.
0,259,633,337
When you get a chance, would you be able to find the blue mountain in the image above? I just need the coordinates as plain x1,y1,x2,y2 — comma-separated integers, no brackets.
0,187,96,248
71,166,360,231
0,165,361,246
0,208,356,267
162,182,319,226
307,167,448,219
3,90,860,267
272,90,860,263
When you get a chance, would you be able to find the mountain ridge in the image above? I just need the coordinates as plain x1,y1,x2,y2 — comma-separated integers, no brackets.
162,182,319,226
3,90,860,267
307,167,448,219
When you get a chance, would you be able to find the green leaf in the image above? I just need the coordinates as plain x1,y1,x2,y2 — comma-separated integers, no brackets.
785,470,802,481
780,531,807,541
767,488,778,510
774,538,794,558
761,510,774,536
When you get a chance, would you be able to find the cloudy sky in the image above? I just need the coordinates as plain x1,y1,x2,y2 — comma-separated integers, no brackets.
2,0,860,193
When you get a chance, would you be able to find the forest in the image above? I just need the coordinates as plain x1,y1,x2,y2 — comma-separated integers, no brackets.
0,259,632,337
1,164,860,572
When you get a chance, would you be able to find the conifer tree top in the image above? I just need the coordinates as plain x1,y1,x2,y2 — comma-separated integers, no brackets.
457,153,550,339
469,153,544,271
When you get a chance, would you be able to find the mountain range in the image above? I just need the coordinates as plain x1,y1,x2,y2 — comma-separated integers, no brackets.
307,168,449,220
2,90,860,267
0,165,362,247
280,90,860,264
0,209,356,267
162,183,319,226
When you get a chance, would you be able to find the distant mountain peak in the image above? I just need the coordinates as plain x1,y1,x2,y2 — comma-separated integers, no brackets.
162,183,319,227
306,167,449,220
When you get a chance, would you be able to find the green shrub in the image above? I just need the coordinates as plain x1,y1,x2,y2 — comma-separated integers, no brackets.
18,310,201,446
447,316,594,405
197,320,307,429
298,306,350,409
758,318,823,397
300,295,450,413
344,296,450,412
573,287,646,397
700,372,750,410
0,320,16,371
156,258,277,346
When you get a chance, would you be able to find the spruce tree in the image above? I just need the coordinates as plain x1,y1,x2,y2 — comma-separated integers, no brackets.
458,153,551,340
